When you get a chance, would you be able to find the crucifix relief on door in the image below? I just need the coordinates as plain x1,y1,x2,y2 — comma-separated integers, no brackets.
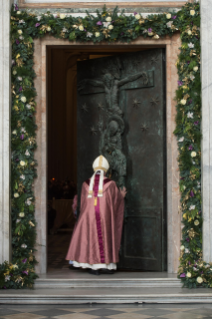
77,49,166,271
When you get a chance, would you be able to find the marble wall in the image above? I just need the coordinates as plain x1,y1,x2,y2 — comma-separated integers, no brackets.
201,0,212,263
0,0,13,264
0,0,205,274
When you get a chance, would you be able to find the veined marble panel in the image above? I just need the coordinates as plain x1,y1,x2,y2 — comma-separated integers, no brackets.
25,0,188,2
0,0,13,263
201,0,212,263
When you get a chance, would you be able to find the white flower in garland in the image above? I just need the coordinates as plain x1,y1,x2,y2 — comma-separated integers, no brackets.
19,212,25,218
193,267,198,271
20,160,26,166
180,99,186,105
196,277,203,284
108,25,114,30
14,193,19,198
178,137,184,142
20,174,25,180
19,20,25,24
193,66,198,72
36,16,41,21
47,26,51,32
21,244,27,249
197,181,201,188
62,27,68,33
188,42,194,49
186,272,191,277
190,74,195,81
166,13,172,19
95,32,100,37
191,151,197,158
79,25,84,31
153,35,160,39
18,30,23,35
18,76,22,81
72,25,78,29
86,32,93,38
185,248,190,254
25,149,30,157
21,96,26,103
5,275,11,282
194,220,199,226
106,16,112,22
135,14,141,20
12,130,17,135
190,10,195,16
180,245,185,250
60,14,66,19
13,264,18,269
26,198,32,206
187,30,192,35
13,70,17,75
26,104,31,109
103,22,110,28
21,127,26,133
16,219,21,223
187,112,193,118
189,205,196,210
166,21,173,28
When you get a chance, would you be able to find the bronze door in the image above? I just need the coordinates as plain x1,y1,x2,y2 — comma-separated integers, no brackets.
77,49,166,271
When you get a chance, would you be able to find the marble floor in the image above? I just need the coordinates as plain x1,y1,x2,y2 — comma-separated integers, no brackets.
0,303,212,319
48,232,71,271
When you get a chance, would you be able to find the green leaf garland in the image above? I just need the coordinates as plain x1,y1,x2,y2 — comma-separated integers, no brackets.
1,2,208,289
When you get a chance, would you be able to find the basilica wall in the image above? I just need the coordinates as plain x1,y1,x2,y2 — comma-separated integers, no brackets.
1,0,212,276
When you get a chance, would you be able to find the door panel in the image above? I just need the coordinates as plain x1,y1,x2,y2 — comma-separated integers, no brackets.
77,49,166,271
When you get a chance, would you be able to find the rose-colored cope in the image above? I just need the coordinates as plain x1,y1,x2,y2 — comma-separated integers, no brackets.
66,176,124,265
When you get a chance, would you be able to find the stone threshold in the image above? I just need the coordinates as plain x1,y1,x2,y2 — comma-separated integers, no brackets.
35,277,182,288
35,270,181,288
1,287,212,304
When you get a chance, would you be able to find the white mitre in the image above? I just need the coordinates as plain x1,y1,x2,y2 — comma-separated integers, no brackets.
88,155,110,198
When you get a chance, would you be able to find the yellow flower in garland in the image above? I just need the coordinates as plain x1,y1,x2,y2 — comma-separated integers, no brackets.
183,213,187,220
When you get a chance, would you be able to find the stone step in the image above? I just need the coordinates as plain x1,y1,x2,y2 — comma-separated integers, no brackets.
1,287,212,304
34,277,182,288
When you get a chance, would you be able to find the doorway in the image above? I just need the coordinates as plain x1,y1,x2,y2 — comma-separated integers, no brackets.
47,46,167,272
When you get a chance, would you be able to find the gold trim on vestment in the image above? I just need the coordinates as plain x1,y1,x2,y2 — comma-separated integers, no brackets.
94,197,97,206
94,166,107,173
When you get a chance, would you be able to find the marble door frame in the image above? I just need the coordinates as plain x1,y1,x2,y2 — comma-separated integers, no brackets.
33,34,181,274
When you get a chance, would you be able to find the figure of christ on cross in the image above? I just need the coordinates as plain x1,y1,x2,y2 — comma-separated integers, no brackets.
78,71,148,116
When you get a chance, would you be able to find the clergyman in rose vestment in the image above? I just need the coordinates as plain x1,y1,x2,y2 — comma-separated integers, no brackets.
66,155,126,275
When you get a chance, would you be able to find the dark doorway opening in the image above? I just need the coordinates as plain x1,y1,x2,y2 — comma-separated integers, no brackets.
47,46,167,272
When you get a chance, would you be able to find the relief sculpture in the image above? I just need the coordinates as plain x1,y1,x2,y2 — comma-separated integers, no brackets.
78,58,149,187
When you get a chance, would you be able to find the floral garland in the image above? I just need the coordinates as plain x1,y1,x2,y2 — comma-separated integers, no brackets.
1,2,208,289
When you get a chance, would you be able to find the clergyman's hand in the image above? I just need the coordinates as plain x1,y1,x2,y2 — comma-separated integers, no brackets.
120,187,127,198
